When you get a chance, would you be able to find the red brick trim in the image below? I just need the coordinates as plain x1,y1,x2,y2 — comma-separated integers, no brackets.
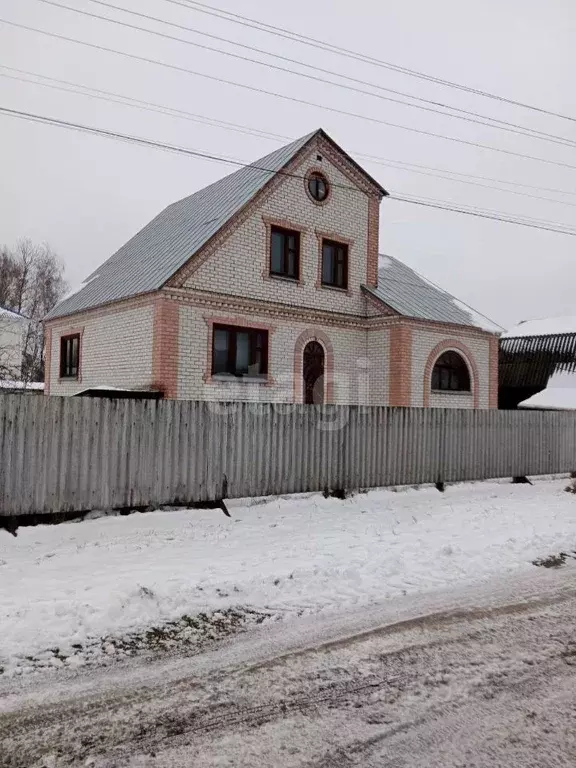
44,326,52,396
293,328,335,404
366,197,380,287
203,315,276,386
314,230,354,294
165,288,367,330
389,326,413,407
152,297,180,398
363,288,399,317
317,137,383,199
368,314,499,340
423,340,480,408
56,327,85,384
304,166,331,207
164,287,498,344
489,335,499,409
261,215,306,285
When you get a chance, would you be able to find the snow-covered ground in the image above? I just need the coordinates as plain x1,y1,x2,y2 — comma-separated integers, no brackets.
2,478,576,675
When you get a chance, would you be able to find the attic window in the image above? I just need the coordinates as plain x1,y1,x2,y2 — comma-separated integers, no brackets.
307,172,329,203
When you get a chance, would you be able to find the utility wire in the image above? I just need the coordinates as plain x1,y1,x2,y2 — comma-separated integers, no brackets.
7,61,575,199
388,192,576,229
2,104,576,238
390,193,576,234
171,0,576,124
32,0,576,150
4,65,576,210
4,17,576,174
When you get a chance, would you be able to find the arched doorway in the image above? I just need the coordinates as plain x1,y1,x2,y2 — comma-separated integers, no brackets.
303,341,325,404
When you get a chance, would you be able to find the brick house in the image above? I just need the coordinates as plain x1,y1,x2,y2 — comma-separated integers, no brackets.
44,129,499,408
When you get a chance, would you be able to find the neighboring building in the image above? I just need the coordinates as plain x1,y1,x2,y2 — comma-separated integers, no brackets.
499,317,576,409
44,129,499,408
0,306,27,381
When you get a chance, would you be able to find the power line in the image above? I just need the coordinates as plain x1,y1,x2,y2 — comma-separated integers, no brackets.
5,17,576,174
2,104,576,238
390,194,576,235
33,0,576,150
0,67,286,141
358,152,576,198
388,192,576,230
171,0,576,124
4,65,576,211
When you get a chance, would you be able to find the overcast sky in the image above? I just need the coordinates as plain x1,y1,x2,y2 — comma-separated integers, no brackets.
1,0,575,329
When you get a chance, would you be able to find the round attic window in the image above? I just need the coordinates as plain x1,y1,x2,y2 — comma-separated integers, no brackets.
307,172,329,202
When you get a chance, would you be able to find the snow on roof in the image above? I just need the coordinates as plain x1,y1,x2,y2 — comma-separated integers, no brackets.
0,380,44,391
0,306,28,322
519,370,576,410
368,255,502,333
502,316,576,339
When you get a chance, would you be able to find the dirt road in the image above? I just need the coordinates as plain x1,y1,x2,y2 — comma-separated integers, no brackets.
2,568,576,767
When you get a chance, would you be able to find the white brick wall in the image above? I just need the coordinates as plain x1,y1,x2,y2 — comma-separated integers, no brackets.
178,303,374,404
367,328,390,406
411,329,491,409
48,305,154,395
184,146,371,317
430,392,474,409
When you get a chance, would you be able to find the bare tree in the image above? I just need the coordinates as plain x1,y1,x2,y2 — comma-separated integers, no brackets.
0,239,68,382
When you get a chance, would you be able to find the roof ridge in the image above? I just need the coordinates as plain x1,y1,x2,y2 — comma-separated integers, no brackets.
45,129,323,320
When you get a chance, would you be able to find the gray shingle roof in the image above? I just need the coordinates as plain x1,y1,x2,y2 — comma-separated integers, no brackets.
46,131,322,320
366,254,501,332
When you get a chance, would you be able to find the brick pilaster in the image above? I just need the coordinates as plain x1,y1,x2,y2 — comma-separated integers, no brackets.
489,335,499,409
389,325,413,406
152,297,180,399
366,196,380,288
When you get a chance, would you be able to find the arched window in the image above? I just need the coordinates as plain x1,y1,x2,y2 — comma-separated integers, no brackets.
431,351,471,392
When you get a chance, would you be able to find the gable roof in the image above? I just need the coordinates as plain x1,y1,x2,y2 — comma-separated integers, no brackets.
365,254,501,332
46,129,386,321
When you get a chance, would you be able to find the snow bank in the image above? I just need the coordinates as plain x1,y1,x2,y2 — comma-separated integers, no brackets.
520,370,576,410
1,479,576,674
0,380,44,391
503,316,576,339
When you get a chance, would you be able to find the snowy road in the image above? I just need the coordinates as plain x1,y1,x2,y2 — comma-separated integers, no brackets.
2,566,576,767
4,478,576,674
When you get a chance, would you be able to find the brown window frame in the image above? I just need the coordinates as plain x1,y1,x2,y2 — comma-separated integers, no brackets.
321,239,349,290
431,351,471,392
270,226,300,280
211,324,269,379
308,172,329,202
59,333,81,379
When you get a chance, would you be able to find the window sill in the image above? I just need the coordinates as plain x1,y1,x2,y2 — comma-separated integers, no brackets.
59,376,79,382
431,390,472,396
211,374,269,385
320,283,349,293
269,273,300,284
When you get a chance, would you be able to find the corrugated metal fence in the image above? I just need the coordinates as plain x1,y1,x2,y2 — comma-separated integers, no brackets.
1,394,576,518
